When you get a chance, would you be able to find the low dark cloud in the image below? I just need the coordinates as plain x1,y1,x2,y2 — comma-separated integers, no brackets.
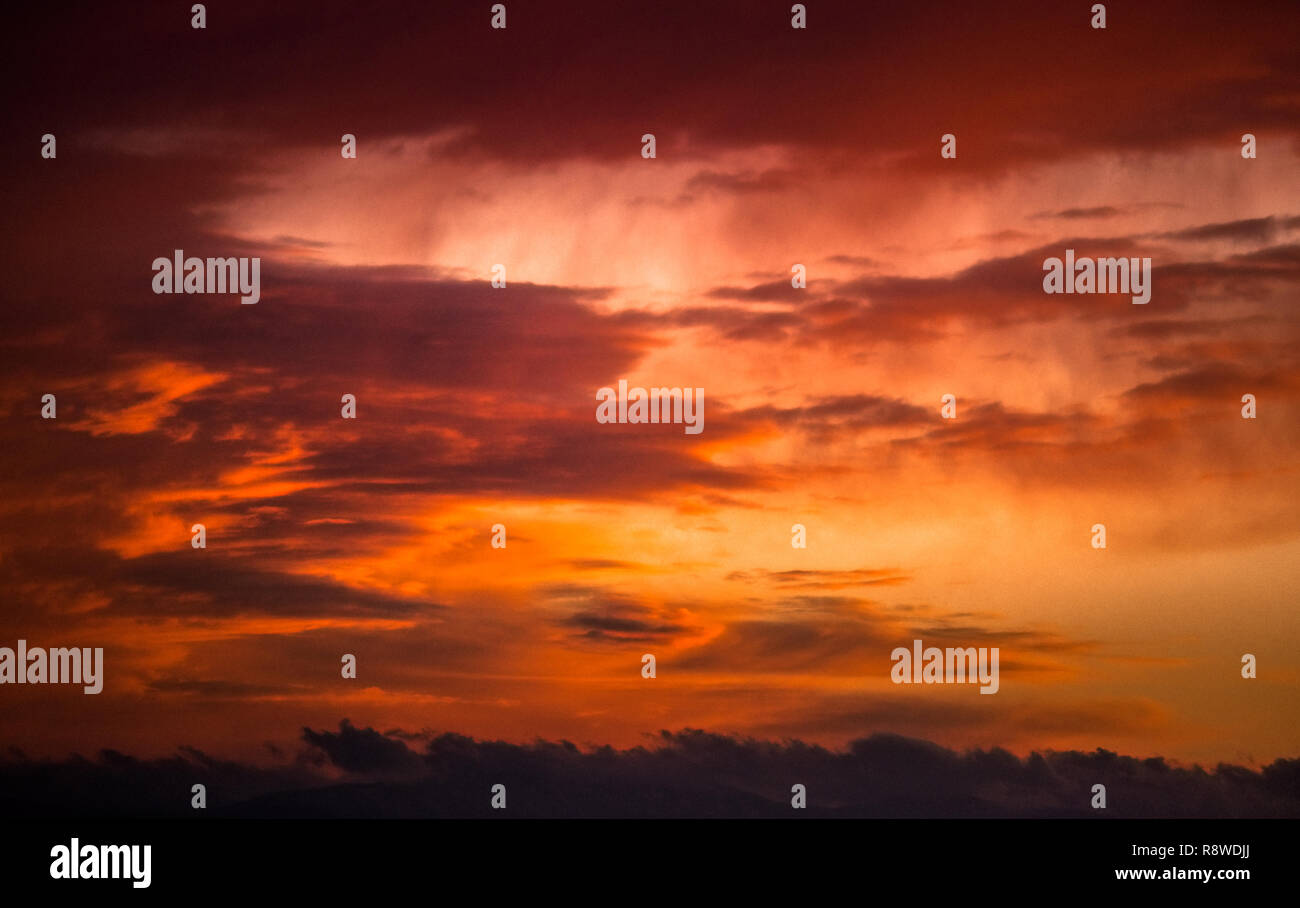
301,719,427,776
1,721,1295,817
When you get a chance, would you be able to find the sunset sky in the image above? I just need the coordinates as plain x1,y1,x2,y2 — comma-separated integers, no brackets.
2,0,1297,775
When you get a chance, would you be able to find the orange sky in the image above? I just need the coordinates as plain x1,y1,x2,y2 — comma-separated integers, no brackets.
1,0,1297,770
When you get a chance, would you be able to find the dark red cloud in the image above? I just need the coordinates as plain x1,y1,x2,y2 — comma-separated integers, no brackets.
7,1,1296,172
